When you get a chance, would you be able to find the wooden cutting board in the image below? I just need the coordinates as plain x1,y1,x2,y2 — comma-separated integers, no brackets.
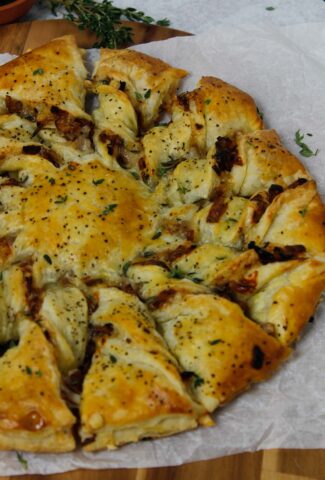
0,18,324,480
0,18,190,53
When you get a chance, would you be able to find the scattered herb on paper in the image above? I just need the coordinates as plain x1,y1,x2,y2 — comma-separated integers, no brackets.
294,130,319,158
16,452,28,470
265,6,275,11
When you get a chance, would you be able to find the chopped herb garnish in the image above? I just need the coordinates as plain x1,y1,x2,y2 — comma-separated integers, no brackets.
192,277,203,284
122,261,132,275
25,366,33,375
204,98,211,105
177,183,190,195
227,217,238,223
43,254,52,265
157,165,169,177
152,231,162,240
110,354,117,363
265,6,275,11
135,91,142,101
157,157,181,177
295,130,319,158
33,68,44,75
35,370,43,377
16,451,28,470
143,250,154,257
169,266,185,279
299,208,308,217
193,374,204,388
54,195,68,204
101,203,118,215
257,107,264,119
144,89,151,99
92,178,104,186
130,171,140,180
21,174,29,184
48,177,55,185
209,339,224,345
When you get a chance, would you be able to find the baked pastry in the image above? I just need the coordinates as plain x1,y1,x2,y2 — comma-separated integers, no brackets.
0,35,324,453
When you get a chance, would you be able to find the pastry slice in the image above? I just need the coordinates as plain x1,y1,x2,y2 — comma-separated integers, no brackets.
0,319,75,452
194,194,257,249
155,157,219,206
0,265,29,343
0,35,93,162
246,180,325,255
231,256,325,345
173,76,263,154
141,114,194,182
90,83,142,171
39,285,88,374
230,129,310,196
127,264,289,412
80,287,208,451
93,49,187,130
170,243,259,288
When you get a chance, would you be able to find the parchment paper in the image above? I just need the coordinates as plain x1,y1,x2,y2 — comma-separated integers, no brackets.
0,22,325,475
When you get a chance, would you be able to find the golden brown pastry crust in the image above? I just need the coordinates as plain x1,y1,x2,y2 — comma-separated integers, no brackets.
0,35,89,123
80,288,208,451
232,129,311,196
0,320,75,452
93,49,187,130
0,37,323,454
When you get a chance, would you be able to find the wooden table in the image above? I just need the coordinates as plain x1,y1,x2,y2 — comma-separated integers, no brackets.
0,18,324,480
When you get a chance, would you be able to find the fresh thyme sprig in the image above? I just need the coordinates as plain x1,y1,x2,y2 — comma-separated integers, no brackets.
47,0,170,48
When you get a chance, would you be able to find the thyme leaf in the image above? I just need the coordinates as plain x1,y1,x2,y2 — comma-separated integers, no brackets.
294,130,319,158
101,203,118,215
33,68,44,75
16,452,28,470
92,178,104,186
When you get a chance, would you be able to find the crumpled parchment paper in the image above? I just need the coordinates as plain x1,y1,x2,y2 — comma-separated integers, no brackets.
0,22,324,475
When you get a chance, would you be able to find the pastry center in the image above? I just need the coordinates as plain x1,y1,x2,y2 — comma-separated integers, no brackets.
12,160,159,286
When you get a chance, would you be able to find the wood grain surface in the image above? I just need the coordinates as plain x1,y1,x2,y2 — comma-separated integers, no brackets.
0,19,324,480
0,18,190,53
